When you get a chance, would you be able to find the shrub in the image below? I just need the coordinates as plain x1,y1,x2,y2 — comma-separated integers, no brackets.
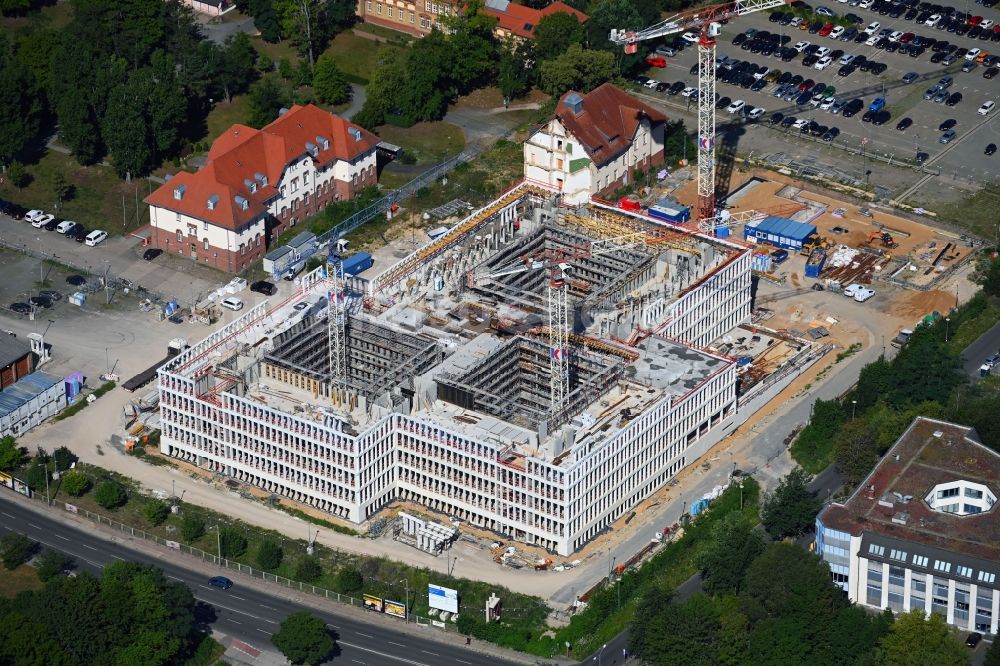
181,513,206,542
334,565,363,595
219,527,247,558
52,446,78,471
295,555,322,583
61,470,92,496
94,481,127,510
142,499,170,527
0,533,35,570
256,540,283,570
35,548,71,581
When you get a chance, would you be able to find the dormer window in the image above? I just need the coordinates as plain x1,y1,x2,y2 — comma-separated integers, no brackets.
348,127,362,142
207,194,219,210
173,184,186,200
234,195,249,211
244,178,257,194
316,135,330,151
305,142,318,157
254,172,267,187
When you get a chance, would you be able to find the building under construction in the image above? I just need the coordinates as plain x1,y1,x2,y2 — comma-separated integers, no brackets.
157,181,757,555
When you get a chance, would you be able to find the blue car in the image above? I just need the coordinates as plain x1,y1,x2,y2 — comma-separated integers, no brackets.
208,576,233,590
869,96,886,112
796,90,813,105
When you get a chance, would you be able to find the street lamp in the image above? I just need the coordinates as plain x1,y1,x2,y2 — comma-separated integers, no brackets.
398,578,410,624
851,399,857,421
945,317,951,342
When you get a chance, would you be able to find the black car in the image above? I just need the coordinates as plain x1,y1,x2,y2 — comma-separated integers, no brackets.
715,95,732,109
28,295,51,309
635,75,650,87
854,31,870,43
908,45,925,57
813,82,827,95
655,81,670,93
44,217,61,231
930,51,947,62
985,67,999,79
896,117,914,130
986,143,997,155
142,248,163,261
781,115,798,128
733,33,747,45
63,222,82,238
74,226,88,242
872,110,891,125
251,280,277,296
965,633,983,648
939,118,956,131
3,202,27,220
863,109,875,122
803,54,820,66
778,71,793,84
669,81,686,95
9,303,32,315
39,290,61,302
838,65,857,76
750,78,768,91
689,63,699,75
66,275,86,287
822,127,841,142
945,92,962,106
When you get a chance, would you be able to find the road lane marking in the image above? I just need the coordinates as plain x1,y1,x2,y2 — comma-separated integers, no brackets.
420,651,439,656
356,632,373,638
256,629,270,635
338,641,432,666
389,641,406,647
1,512,14,518
195,598,277,624
55,534,69,540
456,660,473,665
230,595,246,601
111,555,125,560
82,544,97,551
168,575,183,581
230,620,242,625
27,523,41,529
260,604,277,611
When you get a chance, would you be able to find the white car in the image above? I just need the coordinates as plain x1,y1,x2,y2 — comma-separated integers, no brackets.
31,214,54,229
680,86,698,97
726,100,745,114
829,26,845,39
794,40,811,52
815,46,832,57
221,297,244,311
979,101,996,115
815,56,834,70
925,14,941,27
865,33,880,46
644,78,659,89
681,32,699,43
854,287,875,302
792,118,810,130
753,66,770,80
790,17,802,27
839,53,856,65
966,48,982,61
858,0,873,8
24,209,45,223
981,19,995,29
866,21,881,33
820,96,837,110
84,230,108,246
842,283,862,297
816,6,836,17
748,107,767,120
888,30,903,42
55,220,76,234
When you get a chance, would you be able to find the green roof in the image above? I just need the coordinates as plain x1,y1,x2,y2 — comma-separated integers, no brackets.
569,157,591,174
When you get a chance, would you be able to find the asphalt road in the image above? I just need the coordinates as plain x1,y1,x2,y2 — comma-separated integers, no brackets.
962,318,1000,379
0,493,520,666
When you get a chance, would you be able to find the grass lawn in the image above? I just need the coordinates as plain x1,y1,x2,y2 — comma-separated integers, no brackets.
199,95,254,145
0,151,151,235
376,122,466,165
321,31,403,84
0,564,43,598
249,35,301,69
933,183,1000,239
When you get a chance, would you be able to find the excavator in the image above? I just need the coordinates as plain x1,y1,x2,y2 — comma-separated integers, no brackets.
868,231,898,249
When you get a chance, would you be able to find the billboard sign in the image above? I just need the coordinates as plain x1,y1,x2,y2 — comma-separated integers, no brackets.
384,599,406,619
363,595,384,612
428,584,458,614
12,478,30,497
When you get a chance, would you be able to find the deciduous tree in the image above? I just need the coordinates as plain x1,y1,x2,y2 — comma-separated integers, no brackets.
35,548,72,582
697,512,765,595
181,513,206,542
0,533,35,570
61,470,92,497
295,555,322,582
334,565,363,594
143,499,171,526
6,160,28,190
538,44,615,95
94,481,128,510
875,610,967,666
353,49,407,129
247,75,289,128
760,467,822,539
272,612,335,665
533,11,584,62
256,539,283,570
0,33,41,165
312,53,351,105
0,434,23,470
51,172,72,205
219,527,248,558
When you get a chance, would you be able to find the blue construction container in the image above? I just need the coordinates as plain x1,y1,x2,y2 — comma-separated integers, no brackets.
805,248,827,278
647,204,691,224
340,252,374,276
743,216,818,250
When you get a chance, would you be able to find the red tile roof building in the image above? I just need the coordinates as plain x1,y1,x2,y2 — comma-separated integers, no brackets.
356,0,457,38
524,83,667,205
145,105,379,273
483,0,587,41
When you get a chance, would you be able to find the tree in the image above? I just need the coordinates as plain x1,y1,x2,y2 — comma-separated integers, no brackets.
217,32,259,102
6,160,28,190
630,593,726,665
0,434,23,471
875,610,967,666
0,33,41,165
662,119,696,164
983,257,1000,298
353,49,408,129
538,44,616,95
94,481,128,510
740,542,845,626
35,548,72,582
250,0,283,42
272,612,335,665
61,470,92,497
696,512,765,595
52,446,78,471
51,172,72,205
143,499,171,526
181,513,206,542
0,0,31,16
985,636,1000,666
760,467,822,539
0,533,35,570
334,565,363,594
295,555,322,582
497,39,534,101
398,30,454,124
256,540,283,570
533,11,584,62
25,456,50,494
247,75,288,129
312,53,351,105
833,419,880,484
446,4,499,94
278,0,326,66
586,0,642,51
219,527,248,558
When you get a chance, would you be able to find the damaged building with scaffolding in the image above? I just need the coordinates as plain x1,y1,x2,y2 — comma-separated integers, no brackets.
156,181,769,556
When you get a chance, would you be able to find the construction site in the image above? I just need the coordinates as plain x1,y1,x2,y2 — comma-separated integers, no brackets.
153,180,826,556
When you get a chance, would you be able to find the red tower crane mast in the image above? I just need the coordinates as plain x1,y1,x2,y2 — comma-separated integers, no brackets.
611,0,788,223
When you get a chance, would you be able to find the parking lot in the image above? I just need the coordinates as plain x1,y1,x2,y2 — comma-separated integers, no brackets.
641,0,1000,196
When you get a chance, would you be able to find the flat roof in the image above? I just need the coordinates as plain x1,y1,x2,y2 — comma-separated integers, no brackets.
0,371,62,416
746,215,817,241
820,417,1000,562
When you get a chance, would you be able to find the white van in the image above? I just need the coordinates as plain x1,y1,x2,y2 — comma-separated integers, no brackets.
221,297,244,311
55,220,76,234
842,283,862,298
854,287,875,302
84,230,108,246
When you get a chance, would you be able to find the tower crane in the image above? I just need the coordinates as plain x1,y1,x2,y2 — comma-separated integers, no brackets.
610,0,788,223
326,257,349,403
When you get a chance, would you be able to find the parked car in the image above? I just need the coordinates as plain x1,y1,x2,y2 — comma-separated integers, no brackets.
221,297,244,311
142,248,163,261
43,217,61,231
896,117,914,130
986,143,997,155
902,71,919,82
73,226,88,243
980,100,997,114
645,55,668,67
939,129,957,143
24,209,45,224
726,99,746,113
965,633,983,648
55,220,76,234
251,280,277,296
84,230,108,246
939,118,957,131
31,214,54,229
